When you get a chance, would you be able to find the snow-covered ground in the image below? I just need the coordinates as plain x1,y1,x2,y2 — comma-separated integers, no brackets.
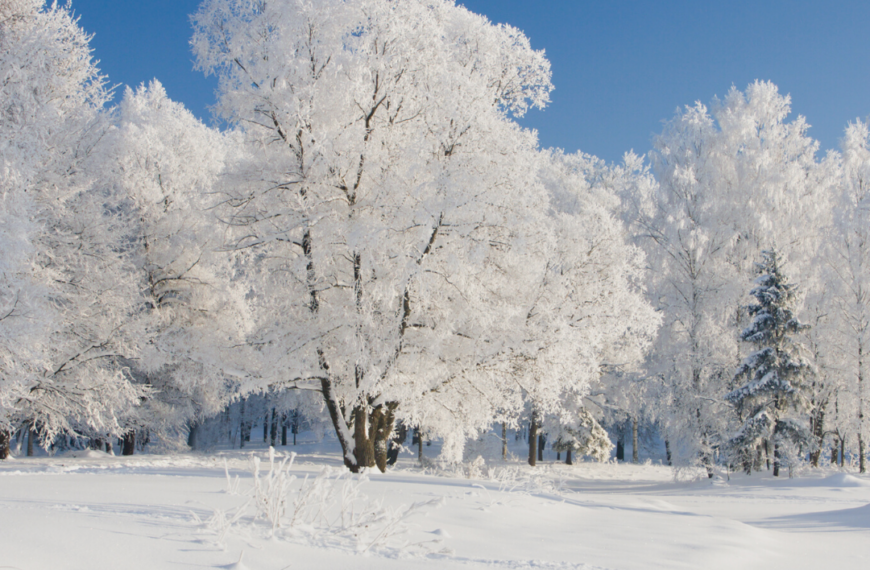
1,437,869,570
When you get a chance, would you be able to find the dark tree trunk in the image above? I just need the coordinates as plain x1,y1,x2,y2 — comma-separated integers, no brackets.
239,398,247,448
840,436,846,467
773,442,781,477
270,408,278,448
665,439,672,466
122,431,136,456
105,440,112,454
859,345,865,473
353,407,376,469
319,375,359,472
809,405,825,467
528,415,539,467
263,413,268,442
187,421,198,450
373,405,397,473
632,417,639,464
502,423,507,461
616,435,624,462
27,424,35,457
831,443,839,465
565,448,572,465
281,413,287,446
415,428,423,463
0,428,10,459
538,433,545,462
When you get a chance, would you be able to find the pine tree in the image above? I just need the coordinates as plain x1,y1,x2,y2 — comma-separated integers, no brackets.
726,250,812,476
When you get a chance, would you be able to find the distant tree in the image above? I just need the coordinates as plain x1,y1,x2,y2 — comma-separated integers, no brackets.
99,82,252,451
823,120,870,473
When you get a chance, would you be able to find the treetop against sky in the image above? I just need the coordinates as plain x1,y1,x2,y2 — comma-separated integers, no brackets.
71,0,870,164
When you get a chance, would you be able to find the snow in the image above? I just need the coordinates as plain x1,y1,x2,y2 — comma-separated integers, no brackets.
2,438,869,569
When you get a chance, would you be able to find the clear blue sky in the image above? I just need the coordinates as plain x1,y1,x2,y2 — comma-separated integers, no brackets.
71,0,870,164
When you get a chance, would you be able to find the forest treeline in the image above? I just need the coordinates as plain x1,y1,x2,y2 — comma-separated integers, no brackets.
1,0,867,476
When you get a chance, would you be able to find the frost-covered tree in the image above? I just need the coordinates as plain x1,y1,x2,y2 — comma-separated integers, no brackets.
502,150,658,467
99,82,252,451
822,120,870,472
192,0,553,472
638,102,742,472
726,250,812,476
0,0,144,456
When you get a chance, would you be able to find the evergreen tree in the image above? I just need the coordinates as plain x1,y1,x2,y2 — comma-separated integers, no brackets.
726,250,812,476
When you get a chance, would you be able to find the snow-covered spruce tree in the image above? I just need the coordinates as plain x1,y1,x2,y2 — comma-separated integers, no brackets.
0,0,145,456
192,0,553,472
726,250,812,476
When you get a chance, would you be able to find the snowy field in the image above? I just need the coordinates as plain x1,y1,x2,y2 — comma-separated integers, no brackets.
1,437,869,570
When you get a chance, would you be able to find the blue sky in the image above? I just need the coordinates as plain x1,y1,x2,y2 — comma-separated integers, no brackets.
71,0,870,163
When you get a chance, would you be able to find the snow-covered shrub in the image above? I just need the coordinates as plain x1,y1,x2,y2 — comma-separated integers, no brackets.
202,447,446,554
550,408,613,463
250,448,296,533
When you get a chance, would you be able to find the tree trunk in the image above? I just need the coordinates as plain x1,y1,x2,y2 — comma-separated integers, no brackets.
26,423,35,457
631,417,639,464
502,423,507,461
665,439,672,466
773,442,781,477
187,421,198,450
616,435,624,462
122,431,135,456
281,413,287,446
858,344,865,473
353,407,376,469
415,428,423,464
0,429,10,459
565,448,573,465
270,407,278,448
840,436,846,467
528,415,539,467
263,413,268,442
319,375,359,472
538,433,545,462
372,405,396,473
831,442,839,465
809,405,825,467
239,398,247,448
105,440,112,455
